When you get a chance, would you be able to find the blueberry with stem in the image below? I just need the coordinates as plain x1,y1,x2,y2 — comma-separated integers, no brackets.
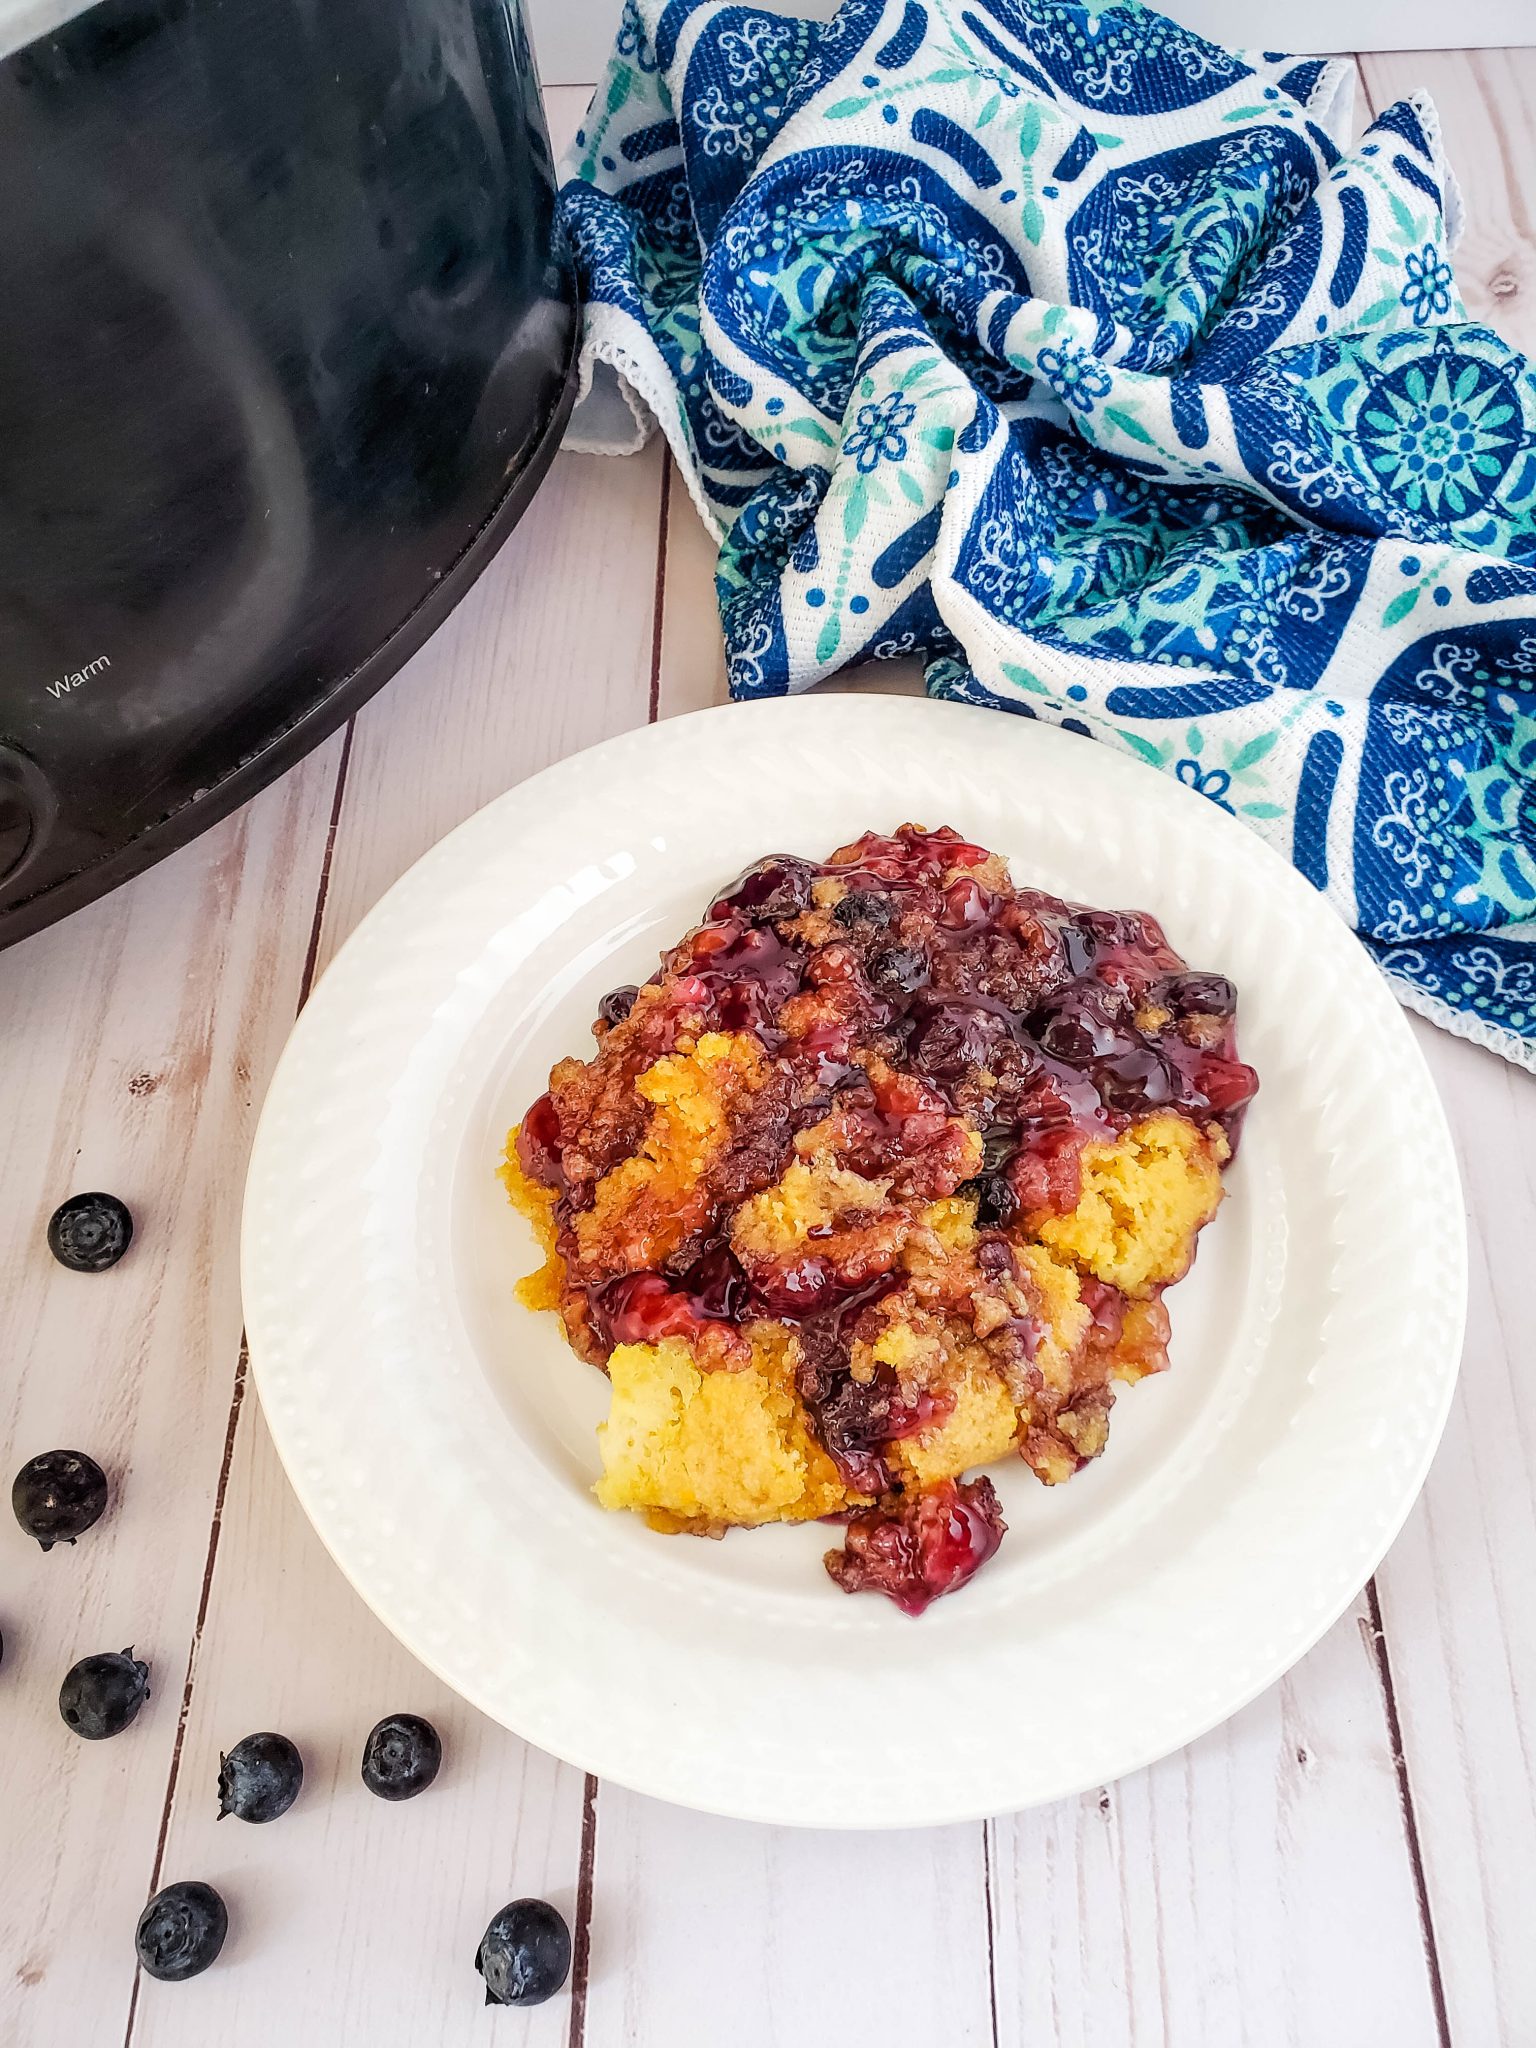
60,1648,150,1738
218,1731,304,1823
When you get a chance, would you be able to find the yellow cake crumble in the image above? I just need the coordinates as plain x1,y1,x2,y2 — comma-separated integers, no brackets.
1031,1111,1226,1296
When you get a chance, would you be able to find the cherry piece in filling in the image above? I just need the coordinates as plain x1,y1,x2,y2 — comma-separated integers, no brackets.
517,1093,564,1187
590,1243,752,1349
592,1272,700,1348
824,1475,1007,1615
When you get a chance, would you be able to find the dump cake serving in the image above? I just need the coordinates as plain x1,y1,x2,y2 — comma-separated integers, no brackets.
504,826,1256,1615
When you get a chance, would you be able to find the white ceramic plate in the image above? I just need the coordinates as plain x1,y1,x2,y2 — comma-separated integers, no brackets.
243,694,1465,1828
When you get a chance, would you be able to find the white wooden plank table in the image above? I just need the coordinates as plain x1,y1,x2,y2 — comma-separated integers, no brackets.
2,50,1534,2048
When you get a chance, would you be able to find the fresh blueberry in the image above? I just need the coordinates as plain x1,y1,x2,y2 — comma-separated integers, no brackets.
60,1647,150,1739
135,1880,228,1982
597,985,638,1027
360,1712,441,1801
12,1450,108,1549
47,1192,134,1272
218,1731,304,1823
475,1898,572,2007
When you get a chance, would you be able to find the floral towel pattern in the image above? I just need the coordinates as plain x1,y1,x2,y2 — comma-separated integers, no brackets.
560,0,1536,1068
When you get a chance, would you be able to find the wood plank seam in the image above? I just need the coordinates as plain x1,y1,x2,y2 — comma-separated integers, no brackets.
981,1818,1002,2048
119,1344,252,2048
563,450,672,2042
566,1774,600,2048
121,725,355,2045
648,460,673,726
1354,51,1502,2046
1355,49,1377,120
295,719,359,1009
1330,53,1459,2045
1363,1581,1453,2048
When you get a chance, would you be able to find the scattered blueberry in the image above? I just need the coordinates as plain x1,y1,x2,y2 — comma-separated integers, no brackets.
47,1192,133,1272
218,1731,304,1823
136,1880,228,1982
475,1898,572,2007
59,1647,150,1739
12,1449,108,1549
361,1712,441,1801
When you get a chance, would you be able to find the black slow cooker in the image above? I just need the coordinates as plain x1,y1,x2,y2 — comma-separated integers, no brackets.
0,0,578,947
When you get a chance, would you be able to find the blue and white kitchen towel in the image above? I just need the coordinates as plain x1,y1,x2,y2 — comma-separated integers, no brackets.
560,0,1536,1068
